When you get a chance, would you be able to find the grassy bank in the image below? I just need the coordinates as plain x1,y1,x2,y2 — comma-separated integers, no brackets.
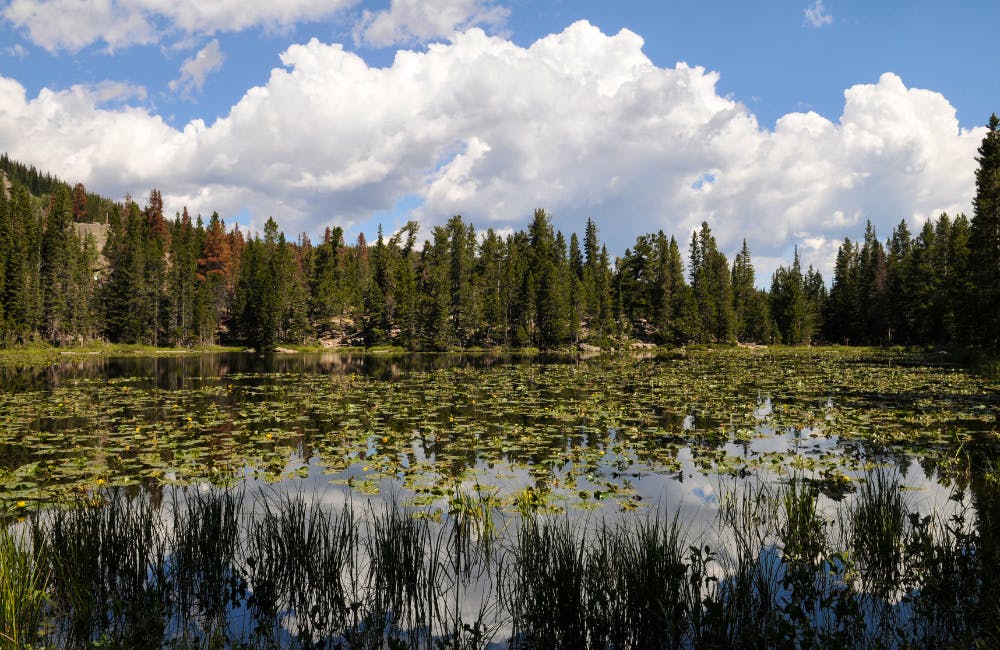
0,343,245,368
3,474,998,648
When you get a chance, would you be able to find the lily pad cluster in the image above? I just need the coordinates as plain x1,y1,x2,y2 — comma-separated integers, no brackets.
1,348,998,515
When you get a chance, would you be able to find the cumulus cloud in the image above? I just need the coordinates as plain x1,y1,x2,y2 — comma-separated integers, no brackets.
1,0,356,52
804,0,833,28
355,0,509,48
0,21,983,282
169,39,225,96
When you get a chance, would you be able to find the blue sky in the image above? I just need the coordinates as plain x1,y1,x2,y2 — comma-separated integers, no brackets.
0,0,996,280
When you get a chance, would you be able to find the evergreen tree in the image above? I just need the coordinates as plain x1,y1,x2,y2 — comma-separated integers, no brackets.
946,214,973,343
770,249,822,344
528,209,570,347
167,208,199,345
886,220,914,343
233,217,294,350
568,232,584,344
418,226,454,349
581,219,614,340
195,212,232,344
477,228,506,345
969,114,1000,348
731,239,755,341
143,190,170,345
389,221,420,347
859,222,889,344
71,183,88,222
616,234,655,338
730,239,770,343
309,226,346,335
446,215,479,345
40,187,73,343
689,223,734,342
825,238,861,344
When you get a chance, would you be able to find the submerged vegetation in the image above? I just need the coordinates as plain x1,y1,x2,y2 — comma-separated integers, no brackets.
0,474,997,648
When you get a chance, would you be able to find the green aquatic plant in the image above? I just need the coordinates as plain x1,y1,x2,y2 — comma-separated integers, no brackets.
3,474,997,647
0,528,47,649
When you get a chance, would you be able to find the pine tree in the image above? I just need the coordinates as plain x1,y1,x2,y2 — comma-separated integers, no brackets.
887,220,913,343
477,228,505,345
770,252,807,344
580,219,614,340
102,201,147,343
528,209,569,347
446,215,479,345
143,190,170,345
233,217,295,350
568,232,583,343
969,114,1000,348
40,187,73,343
389,221,420,347
731,239,756,342
71,183,88,222
418,226,454,349
859,222,889,344
195,212,231,344
689,223,734,342
825,238,861,344
167,208,199,345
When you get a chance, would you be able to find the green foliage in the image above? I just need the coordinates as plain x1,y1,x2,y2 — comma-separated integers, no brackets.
0,529,47,649
12,476,999,647
969,114,1000,348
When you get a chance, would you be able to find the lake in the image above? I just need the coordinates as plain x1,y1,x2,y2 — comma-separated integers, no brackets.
2,347,998,647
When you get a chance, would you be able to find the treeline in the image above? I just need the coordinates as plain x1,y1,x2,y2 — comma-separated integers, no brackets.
1,114,997,351
1,154,116,224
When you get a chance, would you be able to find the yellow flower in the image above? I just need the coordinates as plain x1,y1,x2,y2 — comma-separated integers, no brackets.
265,433,273,440
96,478,106,486
15,500,26,509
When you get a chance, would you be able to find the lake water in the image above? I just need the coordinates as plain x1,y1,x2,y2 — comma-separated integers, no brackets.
3,347,999,647
3,348,996,522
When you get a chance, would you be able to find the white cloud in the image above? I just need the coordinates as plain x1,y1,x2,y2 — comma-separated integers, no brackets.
355,0,509,48
4,43,29,58
169,39,225,96
1,0,356,52
0,22,983,283
804,0,833,29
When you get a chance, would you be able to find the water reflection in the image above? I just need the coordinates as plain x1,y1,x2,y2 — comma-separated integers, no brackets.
1,350,997,526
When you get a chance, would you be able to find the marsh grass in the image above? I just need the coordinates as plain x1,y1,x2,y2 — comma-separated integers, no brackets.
0,528,47,649
4,475,998,648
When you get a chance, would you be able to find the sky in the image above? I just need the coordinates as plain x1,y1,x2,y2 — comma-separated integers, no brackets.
1,0,997,282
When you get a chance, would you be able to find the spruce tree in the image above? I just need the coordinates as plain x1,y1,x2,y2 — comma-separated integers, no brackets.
40,187,73,343
969,114,1000,348
477,228,505,345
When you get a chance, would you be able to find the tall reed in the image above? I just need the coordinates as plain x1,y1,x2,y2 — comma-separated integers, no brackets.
0,528,46,649
9,472,999,648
